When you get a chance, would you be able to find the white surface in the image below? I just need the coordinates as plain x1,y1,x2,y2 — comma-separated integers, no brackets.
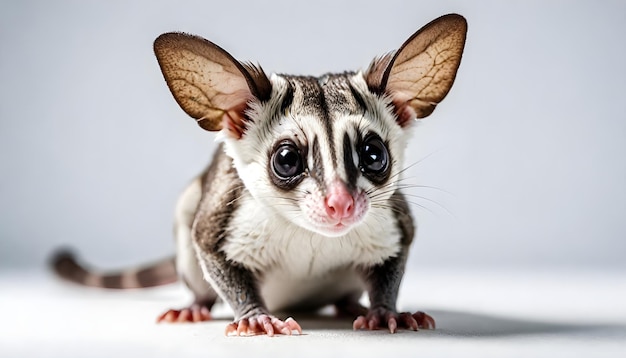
1,269,625,358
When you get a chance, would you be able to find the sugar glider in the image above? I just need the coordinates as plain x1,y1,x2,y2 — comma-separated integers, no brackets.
52,14,467,336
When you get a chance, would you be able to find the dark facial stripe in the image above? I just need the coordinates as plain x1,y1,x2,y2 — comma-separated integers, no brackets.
343,132,359,191
256,78,295,145
348,81,367,113
310,136,326,191
280,81,294,115
314,79,337,166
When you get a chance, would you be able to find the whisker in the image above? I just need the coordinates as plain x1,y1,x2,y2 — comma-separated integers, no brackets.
399,193,454,217
384,151,441,184
372,199,437,217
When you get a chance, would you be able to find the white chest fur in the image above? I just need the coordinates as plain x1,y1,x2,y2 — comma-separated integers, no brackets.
221,191,402,279
220,191,404,311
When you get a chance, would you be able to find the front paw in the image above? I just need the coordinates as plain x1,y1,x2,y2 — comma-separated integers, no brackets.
225,314,302,337
353,307,435,333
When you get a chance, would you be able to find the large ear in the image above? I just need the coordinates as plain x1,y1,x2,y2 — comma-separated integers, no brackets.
154,33,272,138
365,14,467,127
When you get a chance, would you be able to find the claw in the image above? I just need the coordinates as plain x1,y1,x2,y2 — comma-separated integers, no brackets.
388,317,397,334
285,317,303,335
413,311,436,329
399,312,418,331
224,314,302,337
353,308,436,333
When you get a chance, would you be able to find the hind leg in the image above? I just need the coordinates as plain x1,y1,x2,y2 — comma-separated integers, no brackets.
157,178,219,323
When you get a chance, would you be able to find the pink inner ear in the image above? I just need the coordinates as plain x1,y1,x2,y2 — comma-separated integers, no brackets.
222,104,248,139
219,90,253,139
391,96,418,128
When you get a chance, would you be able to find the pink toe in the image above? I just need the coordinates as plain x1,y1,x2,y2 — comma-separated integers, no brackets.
286,317,302,335
353,316,366,330
225,322,238,336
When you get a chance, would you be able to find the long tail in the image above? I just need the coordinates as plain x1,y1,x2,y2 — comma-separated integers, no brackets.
50,249,178,289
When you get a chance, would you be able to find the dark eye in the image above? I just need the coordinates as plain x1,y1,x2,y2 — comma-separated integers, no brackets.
360,135,389,174
272,142,304,179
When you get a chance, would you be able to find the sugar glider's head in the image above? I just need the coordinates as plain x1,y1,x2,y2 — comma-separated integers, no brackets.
154,14,467,237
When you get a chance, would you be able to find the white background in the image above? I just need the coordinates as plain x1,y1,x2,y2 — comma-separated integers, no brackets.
1,0,625,271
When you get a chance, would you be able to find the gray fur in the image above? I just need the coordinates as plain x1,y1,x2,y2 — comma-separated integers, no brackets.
52,14,467,334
